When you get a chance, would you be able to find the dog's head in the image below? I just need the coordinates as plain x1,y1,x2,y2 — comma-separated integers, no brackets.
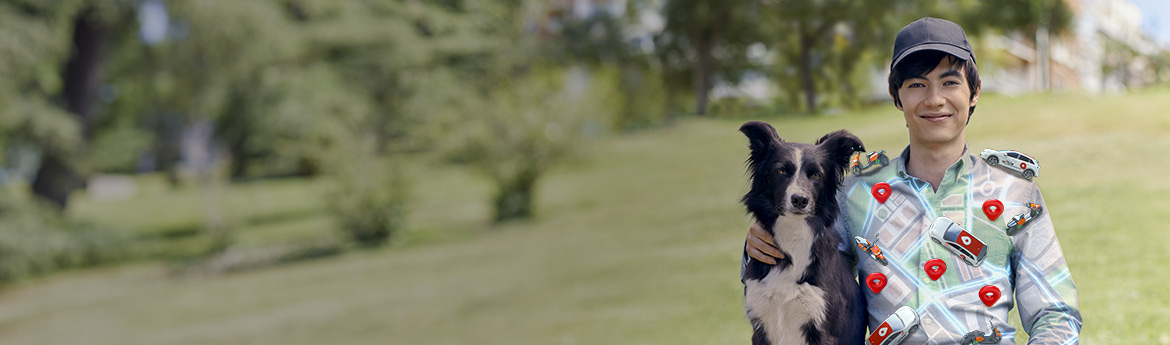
740,121,863,225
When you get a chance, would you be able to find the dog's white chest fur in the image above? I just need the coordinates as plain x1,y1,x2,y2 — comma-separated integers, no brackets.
744,215,828,345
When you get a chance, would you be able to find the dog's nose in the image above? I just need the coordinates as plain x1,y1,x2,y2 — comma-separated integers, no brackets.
791,195,809,209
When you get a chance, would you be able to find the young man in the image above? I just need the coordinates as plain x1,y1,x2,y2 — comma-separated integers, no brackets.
743,17,1081,344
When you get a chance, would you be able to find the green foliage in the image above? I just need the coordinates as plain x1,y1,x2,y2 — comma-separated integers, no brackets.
610,66,672,130
450,68,616,222
957,0,1073,36
549,8,673,131
85,125,152,173
655,0,763,115
324,138,407,247
758,0,924,113
707,96,777,119
0,1,83,162
0,184,125,282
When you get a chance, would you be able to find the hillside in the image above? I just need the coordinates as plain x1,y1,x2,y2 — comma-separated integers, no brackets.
1,91,1168,344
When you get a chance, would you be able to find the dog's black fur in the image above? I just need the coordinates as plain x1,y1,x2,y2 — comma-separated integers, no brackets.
739,121,867,345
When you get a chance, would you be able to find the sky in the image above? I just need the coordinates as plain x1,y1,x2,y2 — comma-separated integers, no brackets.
1130,0,1170,46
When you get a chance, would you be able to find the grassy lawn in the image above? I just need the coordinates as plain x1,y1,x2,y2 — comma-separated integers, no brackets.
1,90,1168,344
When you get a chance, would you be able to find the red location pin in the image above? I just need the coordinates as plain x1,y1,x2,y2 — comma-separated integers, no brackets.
871,183,892,203
924,258,947,281
979,285,1001,307
982,199,1004,221
866,272,887,293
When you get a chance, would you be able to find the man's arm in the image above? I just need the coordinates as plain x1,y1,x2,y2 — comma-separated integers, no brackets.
741,191,857,283
1011,189,1082,344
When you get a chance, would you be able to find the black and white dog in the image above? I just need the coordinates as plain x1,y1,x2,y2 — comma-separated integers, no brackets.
739,121,866,345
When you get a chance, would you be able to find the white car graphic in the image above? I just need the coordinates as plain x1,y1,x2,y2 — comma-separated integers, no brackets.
928,217,987,266
867,306,920,345
980,149,1040,180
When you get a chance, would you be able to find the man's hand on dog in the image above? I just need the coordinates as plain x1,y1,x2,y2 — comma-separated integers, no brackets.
747,221,786,264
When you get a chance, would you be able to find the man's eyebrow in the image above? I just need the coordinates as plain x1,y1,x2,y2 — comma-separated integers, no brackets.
939,69,962,79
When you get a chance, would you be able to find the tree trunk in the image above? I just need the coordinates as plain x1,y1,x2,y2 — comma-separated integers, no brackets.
798,24,817,113
693,29,714,116
63,8,106,136
31,154,79,209
32,7,106,209
493,167,538,222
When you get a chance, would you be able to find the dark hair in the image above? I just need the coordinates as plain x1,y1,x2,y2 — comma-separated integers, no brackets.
888,50,981,120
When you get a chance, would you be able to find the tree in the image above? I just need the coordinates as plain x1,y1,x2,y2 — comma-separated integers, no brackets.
450,69,614,222
397,0,623,222
656,0,762,115
554,7,669,130
758,0,917,113
0,0,134,209
959,0,1073,91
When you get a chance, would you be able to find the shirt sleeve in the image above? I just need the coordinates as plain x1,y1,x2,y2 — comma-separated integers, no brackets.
1010,186,1083,344
740,241,749,283
834,190,859,272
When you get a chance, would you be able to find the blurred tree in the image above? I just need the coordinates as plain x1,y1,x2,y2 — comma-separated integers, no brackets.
957,0,1072,37
0,0,133,209
656,0,762,116
406,1,620,222
0,1,79,166
554,6,669,130
960,0,1072,91
0,1,128,280
759,0,915,113
450,68,614,222
101,0,310,181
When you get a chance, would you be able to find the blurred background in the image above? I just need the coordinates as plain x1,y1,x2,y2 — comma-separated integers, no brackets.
0,0,1167,344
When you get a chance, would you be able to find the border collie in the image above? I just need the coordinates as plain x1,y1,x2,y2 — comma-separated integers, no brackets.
739,121,866,345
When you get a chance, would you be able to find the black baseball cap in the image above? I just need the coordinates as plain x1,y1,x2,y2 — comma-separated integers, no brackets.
891,17,975,70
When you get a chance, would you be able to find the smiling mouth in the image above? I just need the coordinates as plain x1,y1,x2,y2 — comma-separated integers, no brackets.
920,114,952,122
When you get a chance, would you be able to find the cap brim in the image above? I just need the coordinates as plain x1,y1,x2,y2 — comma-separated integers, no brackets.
891,43,974,69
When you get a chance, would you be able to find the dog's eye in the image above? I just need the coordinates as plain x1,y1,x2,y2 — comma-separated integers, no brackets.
777,169,787,175
812,172,823,179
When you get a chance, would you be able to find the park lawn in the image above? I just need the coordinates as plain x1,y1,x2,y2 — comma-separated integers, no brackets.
1,91,1169,344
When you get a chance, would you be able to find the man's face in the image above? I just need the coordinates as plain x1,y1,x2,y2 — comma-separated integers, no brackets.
895,57,979,146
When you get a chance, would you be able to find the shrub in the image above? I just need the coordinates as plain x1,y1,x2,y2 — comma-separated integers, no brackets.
0,185,125,282
324,139,407,247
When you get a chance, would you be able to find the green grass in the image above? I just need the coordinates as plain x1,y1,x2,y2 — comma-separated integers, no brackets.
2,90,1170,344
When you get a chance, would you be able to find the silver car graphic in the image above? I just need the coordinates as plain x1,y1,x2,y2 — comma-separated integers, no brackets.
928,217,987,266
980,149,1040,180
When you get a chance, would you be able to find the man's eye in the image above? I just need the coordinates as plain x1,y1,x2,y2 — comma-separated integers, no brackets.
944,80,960,86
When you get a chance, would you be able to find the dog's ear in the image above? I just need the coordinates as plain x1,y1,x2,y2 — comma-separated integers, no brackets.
739,121,781,168
816,130,864,170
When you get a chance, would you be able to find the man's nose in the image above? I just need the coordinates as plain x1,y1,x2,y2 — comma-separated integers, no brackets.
924,86,945,108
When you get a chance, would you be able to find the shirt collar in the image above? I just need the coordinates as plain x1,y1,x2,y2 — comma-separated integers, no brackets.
894,145,974,185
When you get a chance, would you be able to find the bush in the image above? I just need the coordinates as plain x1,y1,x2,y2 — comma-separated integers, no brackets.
324,140,407,247
0,185,125,282
449,68,613,222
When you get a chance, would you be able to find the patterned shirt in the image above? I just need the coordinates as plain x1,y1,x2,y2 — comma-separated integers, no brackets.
839,146,1081,344
741,146,1082,344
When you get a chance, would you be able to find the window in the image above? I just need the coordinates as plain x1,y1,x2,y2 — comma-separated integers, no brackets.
948,243,974,258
